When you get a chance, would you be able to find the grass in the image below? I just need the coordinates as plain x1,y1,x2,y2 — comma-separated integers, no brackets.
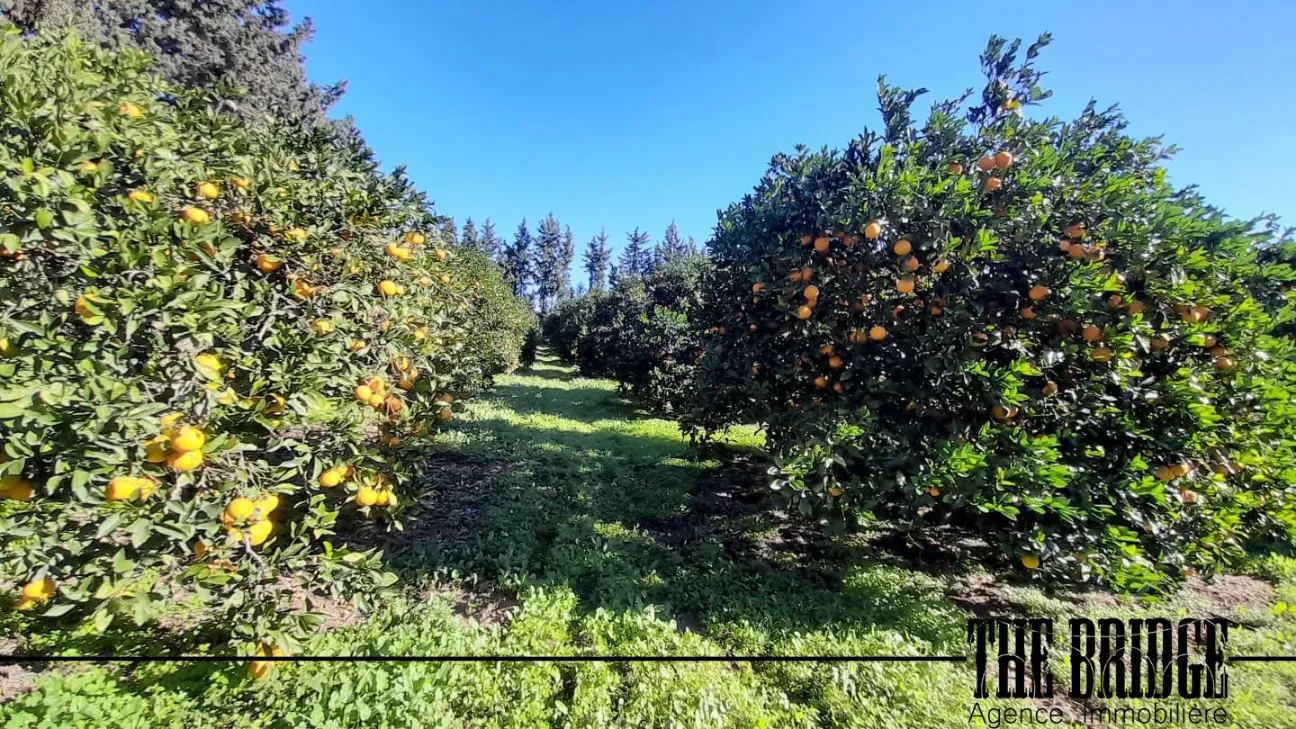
3,352,1295,727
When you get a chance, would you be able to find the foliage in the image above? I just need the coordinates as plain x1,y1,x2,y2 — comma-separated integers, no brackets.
564,253,710,411
617,226,653,277
582,228,611,293
0,28,532,649
1,0,342,124
681,34,1296,591
501,218,532,298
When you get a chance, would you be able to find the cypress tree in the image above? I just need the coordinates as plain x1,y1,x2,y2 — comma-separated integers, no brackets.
501,219,533,299
480,218,503,262
583,229,611,292
533,212,564,314
461,217,480,252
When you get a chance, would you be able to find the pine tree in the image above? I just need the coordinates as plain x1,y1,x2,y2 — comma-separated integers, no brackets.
686,235,700,257
533,212,564,314
608,264,619,288
619,227,653,276
656,220,690,263
583,228,612,292
480,218,503,261
557,225,575,303
437,217,458,246
2,0,344,124
461,218,480,252
501,219,533,299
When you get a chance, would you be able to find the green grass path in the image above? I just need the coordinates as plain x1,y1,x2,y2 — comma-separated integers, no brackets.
4,353,1295,727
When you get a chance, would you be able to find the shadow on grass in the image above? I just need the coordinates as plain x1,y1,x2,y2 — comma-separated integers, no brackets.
376,352,967,648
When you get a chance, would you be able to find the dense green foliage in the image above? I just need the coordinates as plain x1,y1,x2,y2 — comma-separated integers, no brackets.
1,0,341,124
546,253,709,411
679,35,1296,591
0,29,531,653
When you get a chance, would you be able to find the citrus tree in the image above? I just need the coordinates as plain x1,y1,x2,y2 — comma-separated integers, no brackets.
0,28,532,664
685,35,1296,591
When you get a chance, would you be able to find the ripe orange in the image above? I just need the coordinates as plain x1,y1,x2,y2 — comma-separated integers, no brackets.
864,221,882,240
752,282,764,293
993,151,1014,169
903,257,919,273
948,163,964,175
354,384,373,402
932,258,950,273
813,237,830,253
803,284,820,300
868,325,888,341
984,177,1002,192
819,343,835,356
21,577,56,601
1215,357,1236,372
319,469,344,488
800,234,812,246
796,305,812,320
171,427,205,452
828,355,843,369
168,449,204,472
1020,307,1037,320
378,280,400,297
814,376,828,389
105,476,141,501
367,393,384,408
1151,334,1171,351
849,329,867,344
180,206,210,224
1200,334,1218,348
1041,381,1058,397
196,181,220,199
832,382,843,394
1028,285,1048,302
1127,301,1145,316
977,156,996,171
1108,295,1123,310
893,240,912,256
436,409,453,422
896,277,915,294
255,254,282,272
1020,555,1040,570
1082,325,1103,343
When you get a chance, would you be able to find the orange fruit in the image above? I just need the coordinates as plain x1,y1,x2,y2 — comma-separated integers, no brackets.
977,156,996,171
932,259,950,273
896,277,915,294
947,163,964,175
814,376,828,389
196,181,220,199
868,325,888,341
1082,325,1103,343
1028,285,1048,302
1020,555,1040,570
893,240,912,256
1020,307,1037,320
436,409,453,422
180,206,210,224
828,355,843,369
903,257,919,273
984,177,1002,192
800,235,812,246
752,282,764,293
1041,381,1058,397
256,254,282,272
354,384,373,402
864,221,882,240
378,280,400,297
993,151,1014,169
168,449,204,472
803,284,820,300
1215,357,1236,372
1127,301,1145,316
796,305,812,320
813,237,830,253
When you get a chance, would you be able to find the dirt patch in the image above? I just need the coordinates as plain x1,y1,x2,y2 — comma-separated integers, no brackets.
1180,575,1275,622
422,583,520,628
0,636,37,704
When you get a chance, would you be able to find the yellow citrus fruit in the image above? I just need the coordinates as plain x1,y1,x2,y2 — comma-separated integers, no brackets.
225,497,255,522
230,176,251,190
181,206,211,224
171,426,205,453
367,393,384,408
118,101,144,117
128,189,154,204
245,519,274,547
0,475,35,501
21,577,56,601
404,231,425,245
355,487,379,507
80,160,99,173
1020,554,1040,570
896,277,915,294
292,279,316,299
254,493,280,516
378,280,400,297
256,254,282,272
196,181,220,199
349,340,367,352
285,228,307,242
105,476,141,501
354,384,374,402
319,469,344,488
168,448,204,472
311,319,334,335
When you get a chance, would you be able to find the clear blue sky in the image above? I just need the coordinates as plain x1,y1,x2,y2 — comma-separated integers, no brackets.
292,0,1295,263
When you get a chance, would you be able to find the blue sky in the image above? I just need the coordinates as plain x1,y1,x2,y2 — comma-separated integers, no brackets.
293,0,1295,263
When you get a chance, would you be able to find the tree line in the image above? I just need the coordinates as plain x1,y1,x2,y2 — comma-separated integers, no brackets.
443,215,702,313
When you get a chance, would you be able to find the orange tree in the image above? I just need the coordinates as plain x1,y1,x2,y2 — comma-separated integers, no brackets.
683,35,1296,591
0,29,532,659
